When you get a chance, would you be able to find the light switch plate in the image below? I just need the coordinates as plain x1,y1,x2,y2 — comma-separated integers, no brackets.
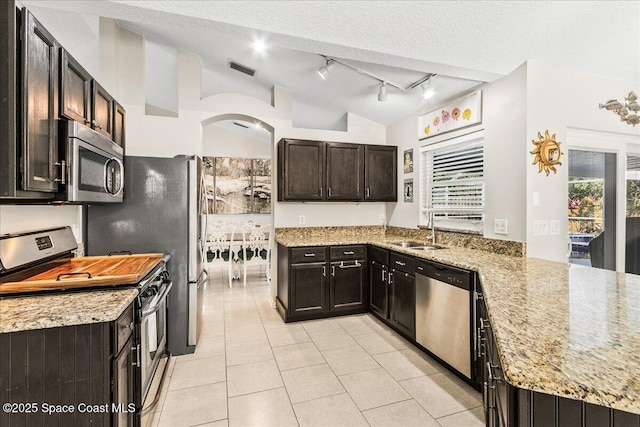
533,220,549,236
533,192,541,207
494,219,508,235
299,215,306,225
550,220,561,235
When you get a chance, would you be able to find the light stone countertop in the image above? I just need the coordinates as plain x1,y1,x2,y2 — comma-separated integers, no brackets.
277,234,640,415
0,288,138,333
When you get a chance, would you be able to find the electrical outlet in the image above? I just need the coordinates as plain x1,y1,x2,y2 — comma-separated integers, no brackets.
533,220,549,236
550,220,561,235
299,215,306,225
379,214,386,223
494,219,508,235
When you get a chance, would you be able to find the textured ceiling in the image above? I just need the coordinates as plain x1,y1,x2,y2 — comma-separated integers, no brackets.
22,0,640,129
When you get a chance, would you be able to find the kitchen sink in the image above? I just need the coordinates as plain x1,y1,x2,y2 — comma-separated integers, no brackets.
384,241,444,250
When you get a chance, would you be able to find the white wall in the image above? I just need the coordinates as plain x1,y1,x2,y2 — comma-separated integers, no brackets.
525,60,640,262
145,41,179,116
202,125,270,158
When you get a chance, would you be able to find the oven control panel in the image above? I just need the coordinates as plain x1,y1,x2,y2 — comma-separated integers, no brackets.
35,236,53,251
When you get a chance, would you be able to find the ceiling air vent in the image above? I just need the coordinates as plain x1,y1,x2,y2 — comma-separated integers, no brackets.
233,121,249,129
228,60,255,77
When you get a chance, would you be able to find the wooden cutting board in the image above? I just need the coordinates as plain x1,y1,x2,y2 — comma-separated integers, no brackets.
0,253,165,294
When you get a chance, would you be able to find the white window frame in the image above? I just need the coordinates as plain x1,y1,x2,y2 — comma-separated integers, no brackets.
419,130,485,233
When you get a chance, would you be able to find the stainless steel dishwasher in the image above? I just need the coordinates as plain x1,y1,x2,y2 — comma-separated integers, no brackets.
415,259,472,379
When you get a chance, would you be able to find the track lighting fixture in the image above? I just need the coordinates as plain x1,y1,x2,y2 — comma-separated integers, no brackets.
421,77,435,99
317,59,335,80
378,82,388,102
316,55,435,103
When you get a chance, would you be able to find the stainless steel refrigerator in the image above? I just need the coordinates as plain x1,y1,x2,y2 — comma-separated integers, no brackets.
85,155,207,356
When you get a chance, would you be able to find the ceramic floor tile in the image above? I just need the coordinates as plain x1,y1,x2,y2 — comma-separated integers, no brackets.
293,393,369,427
228,387,298,427
336,314,387,336
225,338,273,366
338,367,411,411
199,319,225,338
224,323,268,345
265,324,311,347
226,359,284,397
354,330,411,355
374,348,440,380
158,382,227,427
273,342,326,371
308,327,359,351
281,363,345,404
168,355,226,391
300,318,342,334
321,345,380,376
362,399,440,427
399,372,482,419
436,406,485,427
175,336,226,361
198,420,229,427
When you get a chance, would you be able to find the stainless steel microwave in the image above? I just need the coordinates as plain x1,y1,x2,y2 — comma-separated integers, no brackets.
61,120,124,203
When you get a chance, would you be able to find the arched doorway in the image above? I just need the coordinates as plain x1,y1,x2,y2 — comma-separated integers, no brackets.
200,114,278,304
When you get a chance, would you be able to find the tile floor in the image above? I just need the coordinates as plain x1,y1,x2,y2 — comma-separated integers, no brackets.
144,269,484,427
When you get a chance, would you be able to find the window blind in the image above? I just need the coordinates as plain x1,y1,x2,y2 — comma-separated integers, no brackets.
421,134,484,231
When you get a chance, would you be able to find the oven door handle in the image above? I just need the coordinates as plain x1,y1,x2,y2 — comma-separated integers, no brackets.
141,281,173,319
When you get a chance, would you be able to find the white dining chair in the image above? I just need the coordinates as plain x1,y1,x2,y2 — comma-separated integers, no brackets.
239,222,273,286
205,221,236,287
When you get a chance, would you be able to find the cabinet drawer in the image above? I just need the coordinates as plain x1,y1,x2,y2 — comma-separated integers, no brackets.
390,252,415,273
290,247,326,264
330,245,366,261
368,245,388,265
114,304,134,355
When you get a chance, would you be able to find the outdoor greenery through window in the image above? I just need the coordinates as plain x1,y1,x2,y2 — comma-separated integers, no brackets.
203,157,271,214
420,131,484,232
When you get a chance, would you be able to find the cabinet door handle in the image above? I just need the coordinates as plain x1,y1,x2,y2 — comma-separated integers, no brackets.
319,186,323,197
328,187,332,197
339,261,361,269
382,269,386,282
331,266,335,276
322,266,326,277
343,251,354,255
132,344,141,367
477,327,486,357
388,271,393,284
304,253,316,257
366,188,370,198
395,260,406,266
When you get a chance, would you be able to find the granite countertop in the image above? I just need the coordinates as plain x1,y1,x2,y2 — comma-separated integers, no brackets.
277,234,640,415
0,288,138,333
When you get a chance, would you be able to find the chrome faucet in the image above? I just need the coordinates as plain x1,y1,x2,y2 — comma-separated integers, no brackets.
427,210,436,246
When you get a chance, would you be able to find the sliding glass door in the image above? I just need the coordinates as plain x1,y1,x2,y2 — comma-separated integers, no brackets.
625,155,640,274
567,150,617,270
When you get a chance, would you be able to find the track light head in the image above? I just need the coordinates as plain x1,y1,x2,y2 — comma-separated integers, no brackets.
421,77,435,99
317,59,334,80
378,82,388,102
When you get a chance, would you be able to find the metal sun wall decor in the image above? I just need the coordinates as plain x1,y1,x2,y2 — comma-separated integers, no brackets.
599,91,639,126
530,130,563,176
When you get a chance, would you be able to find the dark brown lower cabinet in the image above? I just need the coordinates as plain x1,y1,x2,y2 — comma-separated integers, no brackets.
276,244,367,322
368,259,388,318
291,262,327,317
0,303,136,427
389,268,415,339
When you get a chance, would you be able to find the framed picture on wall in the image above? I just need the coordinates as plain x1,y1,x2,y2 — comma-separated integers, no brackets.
404,149,414,173
404,178,414,203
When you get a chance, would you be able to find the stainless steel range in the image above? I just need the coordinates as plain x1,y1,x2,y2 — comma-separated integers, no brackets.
0,226,172,425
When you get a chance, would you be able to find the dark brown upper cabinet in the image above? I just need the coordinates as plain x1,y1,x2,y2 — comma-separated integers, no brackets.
21,8,60,194
113,101,126,149
60,48,92,126
91,80,114,139
278,139,325,201
278,139,397,203
364,145,397,201
326,142,364,201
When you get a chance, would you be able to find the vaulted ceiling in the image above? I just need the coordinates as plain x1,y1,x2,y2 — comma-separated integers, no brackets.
22,1,640,132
